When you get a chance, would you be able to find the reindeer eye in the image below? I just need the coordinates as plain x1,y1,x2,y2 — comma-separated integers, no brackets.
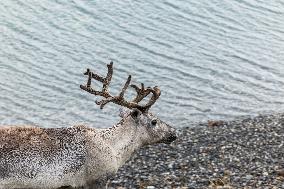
151,119,157,126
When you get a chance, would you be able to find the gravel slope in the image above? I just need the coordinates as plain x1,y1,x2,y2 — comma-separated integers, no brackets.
109,113,284,189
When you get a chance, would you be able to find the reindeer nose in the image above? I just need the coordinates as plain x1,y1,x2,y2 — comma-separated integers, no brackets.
161,124,177,144
163,133,177,144
168,134,177,142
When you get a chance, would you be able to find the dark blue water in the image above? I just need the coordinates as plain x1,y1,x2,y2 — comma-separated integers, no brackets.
1,0,284,128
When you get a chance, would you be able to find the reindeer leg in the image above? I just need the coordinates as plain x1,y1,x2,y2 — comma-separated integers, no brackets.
85,179,107,189
57,186,75,189
85,173,114,189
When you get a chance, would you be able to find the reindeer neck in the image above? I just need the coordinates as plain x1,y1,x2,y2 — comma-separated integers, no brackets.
101,118,143,167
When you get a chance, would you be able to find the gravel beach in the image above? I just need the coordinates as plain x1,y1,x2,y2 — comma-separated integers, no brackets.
109,113,284,189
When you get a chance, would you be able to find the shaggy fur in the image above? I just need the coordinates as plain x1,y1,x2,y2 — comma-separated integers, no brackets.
0,109,176,189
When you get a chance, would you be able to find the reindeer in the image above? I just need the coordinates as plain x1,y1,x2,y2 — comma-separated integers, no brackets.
0,62,177,189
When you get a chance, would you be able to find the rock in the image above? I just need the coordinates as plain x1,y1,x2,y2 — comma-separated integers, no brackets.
109,113,284,188
208,120,225,127
146,186,155,189
277,170,284,177
245,175,253,180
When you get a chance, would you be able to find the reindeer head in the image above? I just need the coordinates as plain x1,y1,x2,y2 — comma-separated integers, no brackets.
119,108,177,145
80,62,177,145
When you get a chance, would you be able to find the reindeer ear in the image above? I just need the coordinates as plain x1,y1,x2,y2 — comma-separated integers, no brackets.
119,108,130,118
130,108,142,119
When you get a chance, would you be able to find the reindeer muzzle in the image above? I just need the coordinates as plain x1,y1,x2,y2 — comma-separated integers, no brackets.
163,133,177,144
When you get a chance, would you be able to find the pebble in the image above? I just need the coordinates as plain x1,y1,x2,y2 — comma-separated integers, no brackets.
146,186,155,189
245,175,253,180
109,113,284,188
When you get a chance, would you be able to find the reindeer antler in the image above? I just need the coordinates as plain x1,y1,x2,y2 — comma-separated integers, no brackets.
80,62,161,112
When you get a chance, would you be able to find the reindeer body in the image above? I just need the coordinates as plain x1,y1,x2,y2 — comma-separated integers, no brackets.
0,125,94,188
0,62,177,189
0,123,128,189
0,110,176,189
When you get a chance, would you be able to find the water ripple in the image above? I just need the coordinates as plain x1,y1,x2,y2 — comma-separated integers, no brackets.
0,0,284,128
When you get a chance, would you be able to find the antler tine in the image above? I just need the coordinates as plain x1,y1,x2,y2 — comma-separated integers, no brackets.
103,62,113,93
142,86,161,112
96,75,132,109
130,85,161,112
119,75,132,99
130,83,151,103
80,62,114,99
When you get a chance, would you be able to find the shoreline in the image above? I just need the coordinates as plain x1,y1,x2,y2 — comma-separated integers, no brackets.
109,113,284,188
